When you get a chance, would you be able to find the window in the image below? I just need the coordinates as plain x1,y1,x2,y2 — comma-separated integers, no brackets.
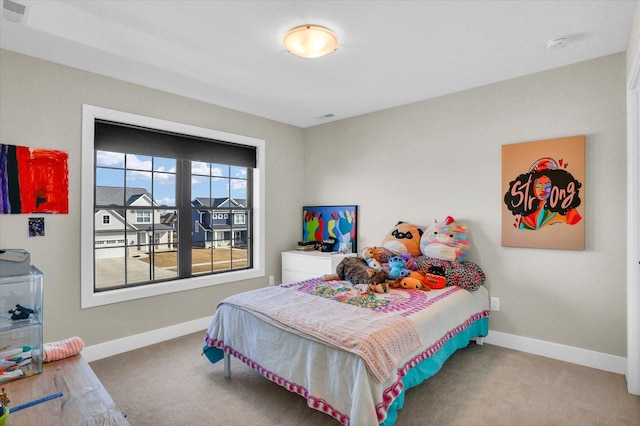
234,213,246,225
136,211,151,223
81,105,265,308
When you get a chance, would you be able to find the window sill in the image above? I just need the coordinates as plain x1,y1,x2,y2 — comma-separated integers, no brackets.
81,267,264,309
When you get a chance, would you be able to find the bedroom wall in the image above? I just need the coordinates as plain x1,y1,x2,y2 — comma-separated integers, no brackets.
628,3,640,76
0,48,629,361
303,53,628,357
0,49,304,346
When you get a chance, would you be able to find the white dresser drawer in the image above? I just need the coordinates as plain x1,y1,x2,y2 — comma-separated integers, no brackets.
282,253,331,274
281,251,355,284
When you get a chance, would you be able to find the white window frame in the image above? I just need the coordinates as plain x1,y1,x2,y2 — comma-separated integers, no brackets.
81,105,265,308
234,213,246,225
136,210,151,223
102,215,110,224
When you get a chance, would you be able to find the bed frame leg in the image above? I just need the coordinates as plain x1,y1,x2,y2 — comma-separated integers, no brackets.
475,337,484,345
224,351,231,377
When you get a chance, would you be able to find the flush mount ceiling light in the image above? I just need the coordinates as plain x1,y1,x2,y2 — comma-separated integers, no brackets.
282,24,338,59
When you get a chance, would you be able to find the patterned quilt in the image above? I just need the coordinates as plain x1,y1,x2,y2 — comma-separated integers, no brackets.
282,277,467,317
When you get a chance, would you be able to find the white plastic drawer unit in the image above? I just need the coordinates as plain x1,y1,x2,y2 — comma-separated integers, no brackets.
281,250,355,284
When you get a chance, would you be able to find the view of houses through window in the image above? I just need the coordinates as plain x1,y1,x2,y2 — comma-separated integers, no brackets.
94,150,251,290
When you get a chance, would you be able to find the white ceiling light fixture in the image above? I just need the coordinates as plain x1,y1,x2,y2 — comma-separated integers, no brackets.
282,24,338,59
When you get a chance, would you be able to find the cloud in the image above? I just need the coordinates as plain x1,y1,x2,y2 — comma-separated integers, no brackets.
96,150,124,166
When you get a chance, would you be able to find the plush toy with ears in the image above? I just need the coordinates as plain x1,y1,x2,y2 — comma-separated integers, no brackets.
381,222,423,257
354,282,389,294
420,216,470,261
383,256,411,280
396,271,430,291
361,246,385,269
324,257,390,291
423,265,446,289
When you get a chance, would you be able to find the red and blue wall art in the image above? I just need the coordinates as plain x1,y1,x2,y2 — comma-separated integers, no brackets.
0,144,69,214
303,205,357,253
502,136,585,250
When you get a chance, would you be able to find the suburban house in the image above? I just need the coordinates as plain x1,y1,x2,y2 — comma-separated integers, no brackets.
0,1,638,412
93,187,247,256
191,197,248,248
94,186,174,258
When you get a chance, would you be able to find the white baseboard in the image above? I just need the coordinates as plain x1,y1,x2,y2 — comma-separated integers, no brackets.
485,330,627,375
83,319,627,376
82,316,211,362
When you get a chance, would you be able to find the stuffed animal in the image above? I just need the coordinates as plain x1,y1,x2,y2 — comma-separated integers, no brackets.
354,282,389,294
399,252,419,271
396,271,429,291
380,221,423,257
324,257,390,293
360,246,384,269
8,304,34,320
423,265,446,289
383,256,411,280
420,216,470,261
43,336,85,363
364,256,381,269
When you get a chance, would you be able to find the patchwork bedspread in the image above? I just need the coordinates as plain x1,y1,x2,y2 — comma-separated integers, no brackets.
205,278,490,426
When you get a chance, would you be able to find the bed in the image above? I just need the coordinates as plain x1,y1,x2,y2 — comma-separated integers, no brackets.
203,253,489,426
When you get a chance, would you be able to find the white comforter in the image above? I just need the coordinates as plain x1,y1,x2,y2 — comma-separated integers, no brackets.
205,279,490,426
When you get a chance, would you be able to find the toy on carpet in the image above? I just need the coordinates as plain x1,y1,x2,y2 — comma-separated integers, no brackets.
380,221,423,256
8,304,34,320
420,216,470,261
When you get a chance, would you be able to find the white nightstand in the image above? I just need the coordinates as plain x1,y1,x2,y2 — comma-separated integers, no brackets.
281,250,355,283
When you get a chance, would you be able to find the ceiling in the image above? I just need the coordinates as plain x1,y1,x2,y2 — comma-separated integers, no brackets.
0,1,636,128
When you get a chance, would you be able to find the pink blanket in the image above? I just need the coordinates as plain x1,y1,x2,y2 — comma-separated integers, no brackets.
220,286,423,383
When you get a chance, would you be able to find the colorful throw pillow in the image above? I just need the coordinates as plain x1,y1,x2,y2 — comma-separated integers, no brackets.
376,247,485,292
420,216,470,261
380,221,423,257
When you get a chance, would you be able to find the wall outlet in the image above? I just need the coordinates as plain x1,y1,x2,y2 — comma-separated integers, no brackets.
269,275,275,286
490,297,500,311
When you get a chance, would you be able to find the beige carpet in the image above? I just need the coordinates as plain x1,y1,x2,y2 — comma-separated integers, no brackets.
90,331,640,425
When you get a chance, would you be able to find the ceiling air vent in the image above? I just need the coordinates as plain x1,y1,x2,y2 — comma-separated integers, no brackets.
2,0,28,23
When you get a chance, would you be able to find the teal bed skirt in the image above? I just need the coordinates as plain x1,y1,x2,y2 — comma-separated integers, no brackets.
381,316,489,425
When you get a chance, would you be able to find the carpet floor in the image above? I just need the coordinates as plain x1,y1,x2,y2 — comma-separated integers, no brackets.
90,331,640,425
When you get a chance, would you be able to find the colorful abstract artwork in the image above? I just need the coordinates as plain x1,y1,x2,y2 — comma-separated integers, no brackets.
502,135,585,250
0,144,69,214
303,205,357,252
